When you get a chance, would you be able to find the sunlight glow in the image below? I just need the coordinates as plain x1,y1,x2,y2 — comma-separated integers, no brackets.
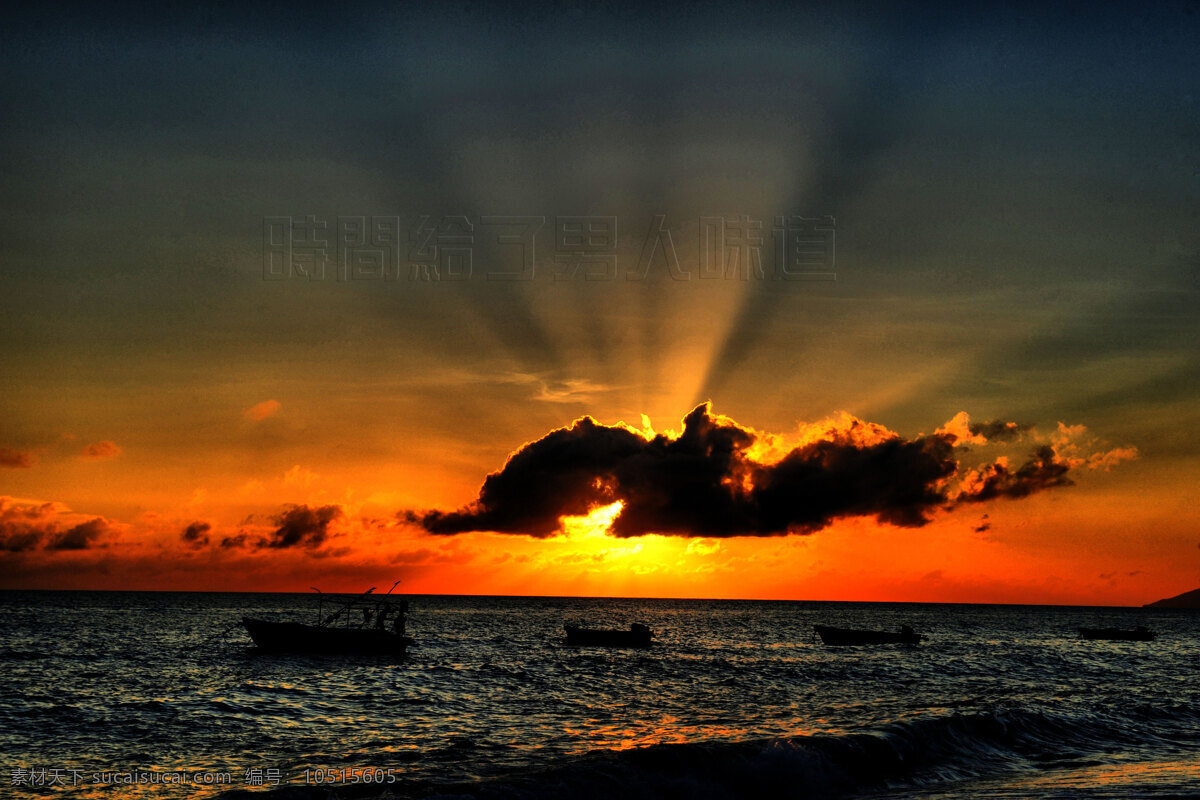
561,501,625,540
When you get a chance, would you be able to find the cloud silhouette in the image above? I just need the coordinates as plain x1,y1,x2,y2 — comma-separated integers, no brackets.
954,446,1073,502
220,532,249,549
0,448,36,468
936,413,1030,446
1,499,111,553
411,404,1117,539
46,518,109,550
0,528,43,552
261,504,341,549
968,420,1030,442
181,521,211,548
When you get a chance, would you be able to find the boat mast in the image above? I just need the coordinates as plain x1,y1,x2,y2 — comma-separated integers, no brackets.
311,587,323,626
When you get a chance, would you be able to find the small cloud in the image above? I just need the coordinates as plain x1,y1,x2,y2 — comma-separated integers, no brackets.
937,412,988,446
1086,447,1138,471
283,465,317,488
496,372,621,405
260,504,342,549
0,497,64,551
937,413,1029,446
0,498,117,553
81,441,121,460
685,538,722,556
535,378,614,404
391,547,437,565
0,448,36,468
220,532,249,549
955,446,1073,503
969,420,1030,442
181,521,211,548
243,400,281,421
46,518,109,550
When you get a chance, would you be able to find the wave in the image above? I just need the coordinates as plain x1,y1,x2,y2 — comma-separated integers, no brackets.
215,704,1198,800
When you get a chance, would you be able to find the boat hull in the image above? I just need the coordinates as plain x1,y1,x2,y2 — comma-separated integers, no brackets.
814,624,923,646
243,617,411,655
564,624,652,648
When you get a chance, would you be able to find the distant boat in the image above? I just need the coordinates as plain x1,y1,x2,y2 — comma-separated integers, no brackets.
564,622,654,648
1079,626,1156,641
814,624,924,646
243,583,412,655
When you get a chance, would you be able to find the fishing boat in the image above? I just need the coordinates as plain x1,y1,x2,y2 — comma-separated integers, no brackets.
564,622,654,647
243,583,412,655
1079,626,1156,641
814,624,924,646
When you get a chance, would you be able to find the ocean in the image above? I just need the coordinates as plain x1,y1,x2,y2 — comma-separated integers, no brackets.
2,592,1197,799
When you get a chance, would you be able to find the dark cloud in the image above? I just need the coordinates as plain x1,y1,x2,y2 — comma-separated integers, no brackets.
220,532,248,549
261,505,341,549
1,500,65,552
968,421,1030,442
181,521,211,548
0,448,36,468
412,416,647,537
46,518,109,550
0,530,43,552
742,432,956,532
411,405,1094,539
956,446,1073,503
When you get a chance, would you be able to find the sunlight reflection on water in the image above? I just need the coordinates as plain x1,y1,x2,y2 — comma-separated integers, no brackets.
1,592,1197,799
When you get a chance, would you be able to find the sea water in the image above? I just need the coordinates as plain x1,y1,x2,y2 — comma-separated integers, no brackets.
2,592,1197,798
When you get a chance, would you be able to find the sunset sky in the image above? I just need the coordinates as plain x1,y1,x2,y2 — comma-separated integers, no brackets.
2,3,1197,604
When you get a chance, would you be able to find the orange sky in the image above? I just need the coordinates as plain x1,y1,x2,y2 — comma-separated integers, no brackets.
0,399,1187,605
2,9,1198,604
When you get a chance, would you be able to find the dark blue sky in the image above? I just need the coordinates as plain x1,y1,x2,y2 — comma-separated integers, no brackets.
1,3,1196,580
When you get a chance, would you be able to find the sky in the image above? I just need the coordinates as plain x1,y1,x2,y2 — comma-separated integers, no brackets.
1,2,1197,604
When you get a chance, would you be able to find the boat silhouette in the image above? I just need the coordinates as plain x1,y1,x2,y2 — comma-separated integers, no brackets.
243,583,412,655
564,622,654,647
1079,626,1156,641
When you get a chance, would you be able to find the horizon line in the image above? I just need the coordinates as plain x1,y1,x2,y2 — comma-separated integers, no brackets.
0,587,1176,609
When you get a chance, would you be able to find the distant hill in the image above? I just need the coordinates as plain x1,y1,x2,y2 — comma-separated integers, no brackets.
1144,587,1200,608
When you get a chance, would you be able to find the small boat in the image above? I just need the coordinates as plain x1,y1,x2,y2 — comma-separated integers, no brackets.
564,622,654,648
243,583,412,655
1079,626,1156,641
242,617,411,655
814,624,923,646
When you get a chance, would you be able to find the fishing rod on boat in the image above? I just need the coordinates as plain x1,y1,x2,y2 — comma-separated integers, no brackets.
302,582,408,630
311,587,323,626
